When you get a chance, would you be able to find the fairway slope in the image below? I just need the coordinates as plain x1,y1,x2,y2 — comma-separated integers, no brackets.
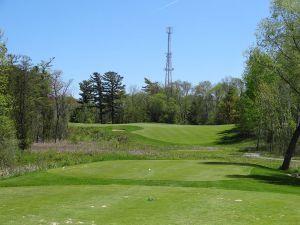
131,123,236,145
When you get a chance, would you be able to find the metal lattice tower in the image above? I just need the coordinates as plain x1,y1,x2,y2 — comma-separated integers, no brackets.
165,27,174,91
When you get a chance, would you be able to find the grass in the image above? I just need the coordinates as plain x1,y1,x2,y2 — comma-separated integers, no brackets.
69,123,253,148
10,123,253,175
1,123,300,224
2,185,300,225
1,160,300,224
131,123,236,145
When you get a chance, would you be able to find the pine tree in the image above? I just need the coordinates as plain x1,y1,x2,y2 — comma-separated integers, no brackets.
79,80,93,104
102,72,125,124
90,72,104,123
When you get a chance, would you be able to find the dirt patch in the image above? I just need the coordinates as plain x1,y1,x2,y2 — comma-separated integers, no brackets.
244,153,261,158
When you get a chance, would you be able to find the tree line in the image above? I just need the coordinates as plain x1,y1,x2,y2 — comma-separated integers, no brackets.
73,75,243,126
0,33,72,166
239,0,300,170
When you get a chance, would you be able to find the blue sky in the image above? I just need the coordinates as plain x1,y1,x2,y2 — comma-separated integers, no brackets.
0,0,270,96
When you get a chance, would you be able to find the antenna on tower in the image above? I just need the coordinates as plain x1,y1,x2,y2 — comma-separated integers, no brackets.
165,26,174,94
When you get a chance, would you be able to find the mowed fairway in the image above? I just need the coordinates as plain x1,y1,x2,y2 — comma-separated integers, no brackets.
1,160,300,225
131,123,235,145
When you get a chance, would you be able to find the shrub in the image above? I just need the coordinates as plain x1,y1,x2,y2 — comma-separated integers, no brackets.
117,134,128,144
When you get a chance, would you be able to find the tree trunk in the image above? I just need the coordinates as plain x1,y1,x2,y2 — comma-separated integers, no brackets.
99,104,103,124
19,70,27,150
256,121,262,151
111,92,115,124
256,136,260,151
280,122,300,170
111,103,114,124
54,98,60,143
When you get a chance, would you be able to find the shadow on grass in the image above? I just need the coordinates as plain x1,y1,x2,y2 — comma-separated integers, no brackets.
202,161,300,187
1,173,300,195
227,174,300,187
201,161,273,170
216,127,250,145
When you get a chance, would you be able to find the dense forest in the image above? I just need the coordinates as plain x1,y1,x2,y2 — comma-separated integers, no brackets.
0,0,299,170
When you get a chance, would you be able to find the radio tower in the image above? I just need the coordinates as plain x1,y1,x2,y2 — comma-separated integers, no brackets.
165,27,174,92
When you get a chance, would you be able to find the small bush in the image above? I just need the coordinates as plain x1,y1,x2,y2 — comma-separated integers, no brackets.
117,134,128,144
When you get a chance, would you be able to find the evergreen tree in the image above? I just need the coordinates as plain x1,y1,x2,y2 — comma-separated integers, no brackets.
102,72,125,124
216,86,240,124
90,72,104,123
79,80,93,104
142,78,161,95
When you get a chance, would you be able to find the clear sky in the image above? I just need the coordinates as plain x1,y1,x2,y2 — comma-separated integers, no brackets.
0,0,270,96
